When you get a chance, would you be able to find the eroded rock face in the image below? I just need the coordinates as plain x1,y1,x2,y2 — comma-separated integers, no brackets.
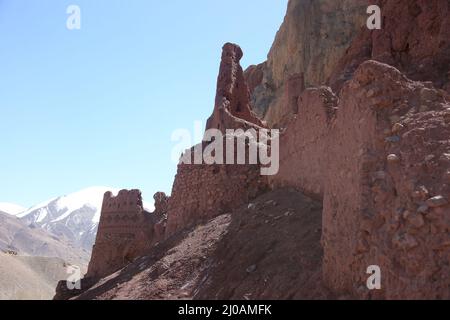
248,0,368,126
206,43,265,132
329,0,450,93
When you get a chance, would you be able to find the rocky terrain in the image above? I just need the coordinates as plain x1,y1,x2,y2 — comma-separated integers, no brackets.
55,0,449,300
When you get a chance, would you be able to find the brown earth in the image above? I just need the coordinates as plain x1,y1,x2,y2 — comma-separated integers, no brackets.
70,189,331,300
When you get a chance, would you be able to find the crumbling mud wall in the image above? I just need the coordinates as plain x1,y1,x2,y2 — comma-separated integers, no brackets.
263,0,450,299
271,60,450,299
270,86,337,197
166,43,269,237
165,161,265,236
85,43,269,281
87,190,164,279
323,61,450,300
206,43,265,131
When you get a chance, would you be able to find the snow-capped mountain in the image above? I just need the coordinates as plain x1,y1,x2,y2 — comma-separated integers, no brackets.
16,187,154,252
0,203,26,216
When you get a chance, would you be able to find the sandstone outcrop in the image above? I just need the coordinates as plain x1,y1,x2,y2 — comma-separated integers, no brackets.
329,0,450,94
206,43,265,132
247,0,368,127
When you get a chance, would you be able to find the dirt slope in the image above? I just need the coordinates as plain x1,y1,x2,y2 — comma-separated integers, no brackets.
0,253,68,300
72,189,332,300
195,189,331,300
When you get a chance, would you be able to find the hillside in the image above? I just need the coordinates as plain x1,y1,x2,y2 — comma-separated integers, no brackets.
0,252,69,300
0,212,89,266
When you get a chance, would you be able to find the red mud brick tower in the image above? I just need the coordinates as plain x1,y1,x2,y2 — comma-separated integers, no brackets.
87,190,154,279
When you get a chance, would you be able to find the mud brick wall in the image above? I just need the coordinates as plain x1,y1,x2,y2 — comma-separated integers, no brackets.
272,60,450,299
270,86,337,198
87,190,155,279
323,61,450,299
166,162,266,236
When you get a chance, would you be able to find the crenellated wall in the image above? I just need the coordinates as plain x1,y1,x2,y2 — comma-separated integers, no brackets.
87,190,163,279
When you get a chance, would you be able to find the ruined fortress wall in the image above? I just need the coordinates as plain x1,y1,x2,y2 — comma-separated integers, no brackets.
165,43,269,238
270,87,337,198
323,61,450,299
273,60,450,299
87,190,154,279
165,162,265,237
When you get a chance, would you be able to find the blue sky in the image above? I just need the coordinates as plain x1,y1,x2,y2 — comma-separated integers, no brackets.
0,0,287,208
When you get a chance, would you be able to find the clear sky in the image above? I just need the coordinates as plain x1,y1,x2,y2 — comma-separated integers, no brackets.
0,0,287,208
